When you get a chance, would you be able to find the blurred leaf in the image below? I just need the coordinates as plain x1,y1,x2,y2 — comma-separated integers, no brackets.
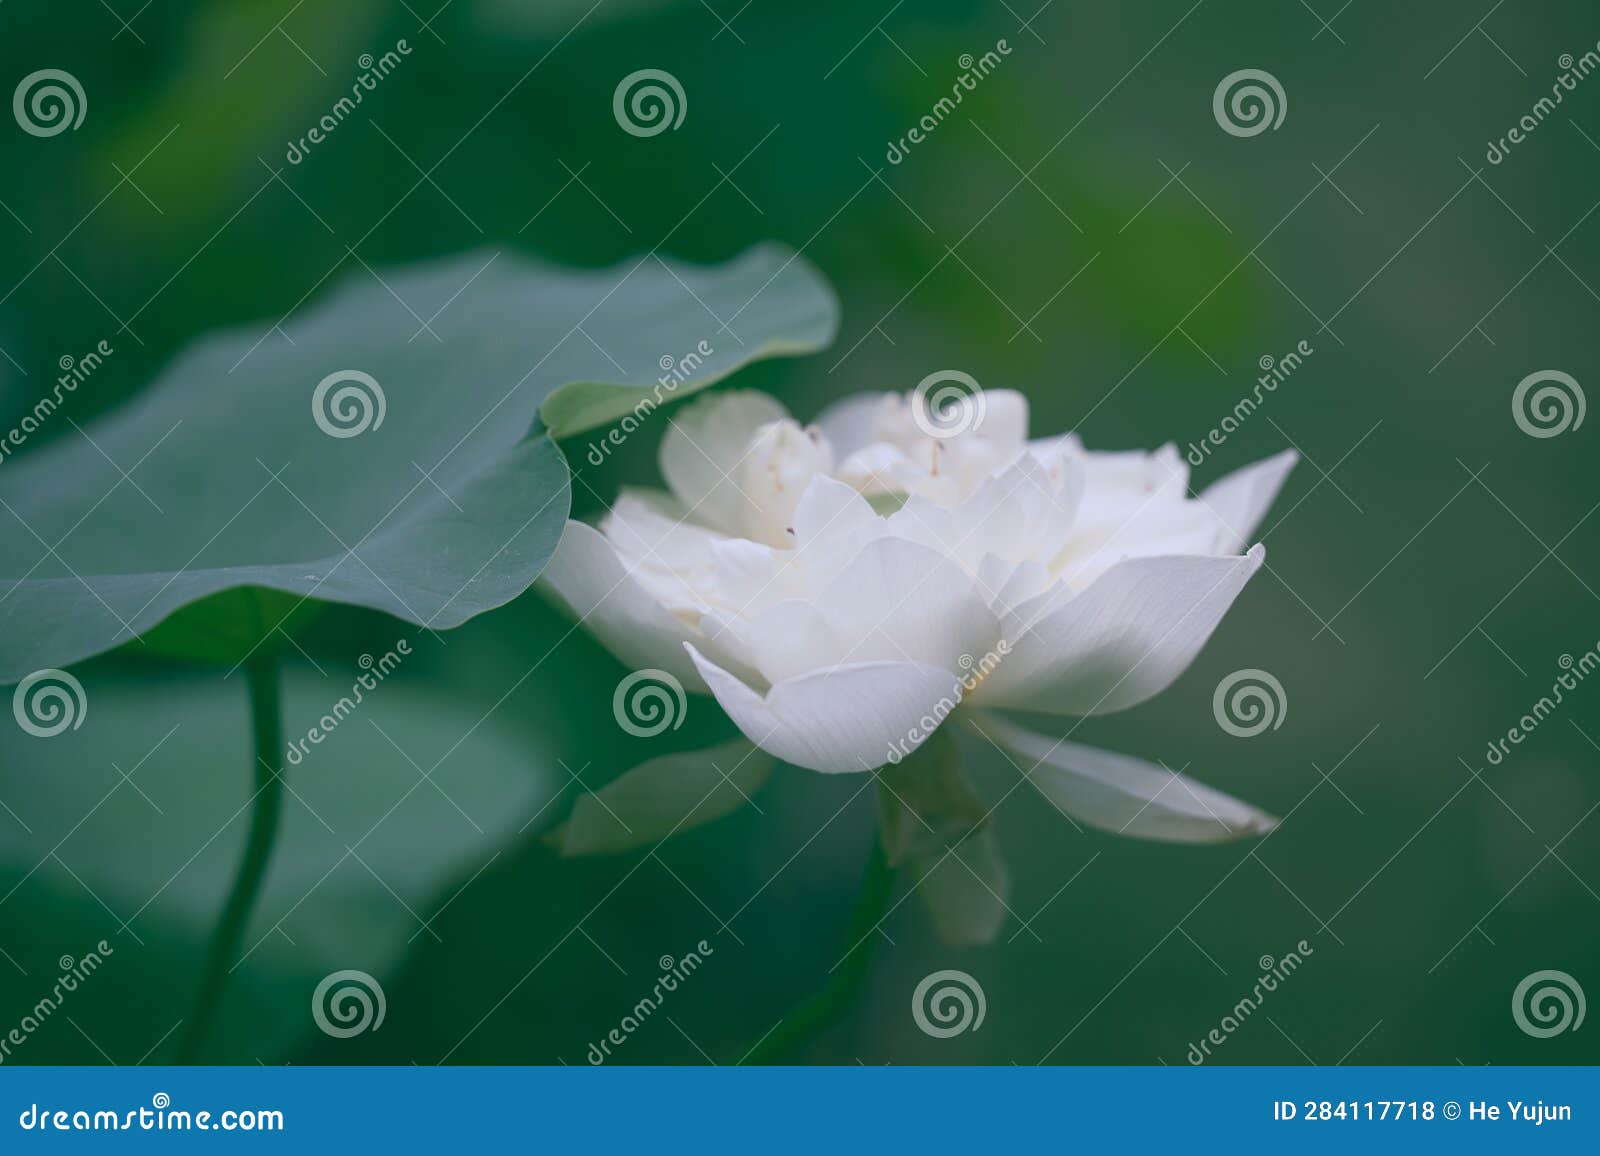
0,662,556,1062
0,245,836,682
546,737,774,857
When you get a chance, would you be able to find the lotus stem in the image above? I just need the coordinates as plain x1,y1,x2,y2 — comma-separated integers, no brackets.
175,651,285,1062
740,835,895,1064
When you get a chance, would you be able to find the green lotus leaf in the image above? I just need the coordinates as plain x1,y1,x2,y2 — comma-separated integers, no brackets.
0,244,837,682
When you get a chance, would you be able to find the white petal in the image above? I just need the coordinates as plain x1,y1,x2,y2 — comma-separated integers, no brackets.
818,388,1028,455
977,546,1265,715
707,536,781,605
835,441,931,496
887,452,1080,575
698,479,889,616
971,711,1277,842
659,390,789,533
1078,441,1191,499
1027,430,1084,460
538,521,709,691
1197,449,1298,553
792,473,882,548
813,391,896,459
728,418,835,545
697,602,830,683
1055,497,1226,586
686,645,961,773
600,488,725,611
971,388,1029,446
979,555,1051,616
1045,442,1217,583
603,488,724,570
714,536,1000,684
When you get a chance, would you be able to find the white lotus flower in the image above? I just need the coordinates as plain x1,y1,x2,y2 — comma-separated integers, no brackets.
542,388,1296,844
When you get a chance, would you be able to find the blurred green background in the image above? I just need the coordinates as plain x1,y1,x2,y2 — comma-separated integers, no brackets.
2,0,1598,1065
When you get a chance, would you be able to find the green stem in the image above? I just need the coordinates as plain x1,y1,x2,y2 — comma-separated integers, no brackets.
740,837,896,1065
175,652,285,1063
